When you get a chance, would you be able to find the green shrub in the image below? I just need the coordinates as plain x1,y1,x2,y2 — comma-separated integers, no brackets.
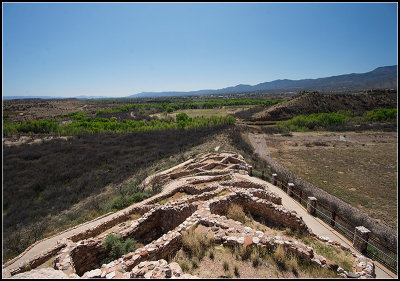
102,234,137,264
277,108,397,132
364,108,397,122
68,111,88,121
176,112,189,122
277,112,348,131
109,192,151,211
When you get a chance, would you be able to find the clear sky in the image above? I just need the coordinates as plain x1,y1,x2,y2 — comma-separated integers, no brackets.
2,2,398,97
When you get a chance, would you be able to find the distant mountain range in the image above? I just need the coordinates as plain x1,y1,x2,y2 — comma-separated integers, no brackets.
130,65,397,98
3,65,397,100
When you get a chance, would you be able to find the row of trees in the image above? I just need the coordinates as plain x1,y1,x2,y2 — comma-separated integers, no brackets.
3,112,236,136
276,108,397,131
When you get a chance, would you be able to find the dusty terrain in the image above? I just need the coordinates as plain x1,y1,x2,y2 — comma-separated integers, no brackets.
248,131,397,229
3,99,119,121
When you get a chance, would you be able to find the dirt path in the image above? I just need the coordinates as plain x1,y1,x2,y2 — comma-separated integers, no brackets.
248,132,270,157
246,133,394,279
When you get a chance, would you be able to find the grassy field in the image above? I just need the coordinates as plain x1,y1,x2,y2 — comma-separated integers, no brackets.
151,105,255,119
268,131,397,229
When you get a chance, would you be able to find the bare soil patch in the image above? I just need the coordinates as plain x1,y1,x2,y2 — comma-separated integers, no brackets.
257,131,397,228
3,99,121,122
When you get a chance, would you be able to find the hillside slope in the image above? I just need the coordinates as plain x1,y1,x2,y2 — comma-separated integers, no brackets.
252,90,398,121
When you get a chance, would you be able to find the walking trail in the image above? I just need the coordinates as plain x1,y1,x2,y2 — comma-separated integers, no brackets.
247,132,394,279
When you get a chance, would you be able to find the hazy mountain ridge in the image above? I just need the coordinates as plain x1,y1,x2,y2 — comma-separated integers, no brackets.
3,66,397,100
131,65,397,98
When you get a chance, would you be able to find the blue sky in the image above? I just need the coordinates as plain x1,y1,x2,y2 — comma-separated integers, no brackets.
3,3,398,97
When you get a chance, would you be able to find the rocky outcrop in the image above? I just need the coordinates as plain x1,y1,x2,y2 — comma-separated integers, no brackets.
130,260,197,279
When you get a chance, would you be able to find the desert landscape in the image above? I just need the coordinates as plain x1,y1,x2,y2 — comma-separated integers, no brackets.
3,2,397,279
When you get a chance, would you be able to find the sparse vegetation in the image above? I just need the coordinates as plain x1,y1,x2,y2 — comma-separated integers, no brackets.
181,226,214,260
234,264,240,277
273,245,287,270
209,251,215,260
289,231,353,272
223,261,229,271
269,133,397,230
3,126,227,262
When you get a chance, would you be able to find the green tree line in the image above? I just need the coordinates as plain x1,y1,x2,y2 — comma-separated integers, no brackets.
3,112,236,136
277,108,397,131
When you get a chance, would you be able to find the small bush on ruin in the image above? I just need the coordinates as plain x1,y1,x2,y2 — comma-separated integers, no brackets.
108,192,152,211
102,234,137,264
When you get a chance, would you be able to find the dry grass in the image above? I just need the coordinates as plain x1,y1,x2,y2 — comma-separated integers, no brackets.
223,261,229,271
273,245,287,270
225,203,352,274
234,264,240,277
226,204,248,224
300,235,353,272
181,226,214,259
173,238,340,278
156,192,189,204
270,131,397,228
216,190,231,197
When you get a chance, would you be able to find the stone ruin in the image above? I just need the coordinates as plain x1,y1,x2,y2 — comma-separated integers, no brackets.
5,152,376,279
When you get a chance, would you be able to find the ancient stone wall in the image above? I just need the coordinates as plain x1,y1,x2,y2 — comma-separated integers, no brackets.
5,152,377,279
